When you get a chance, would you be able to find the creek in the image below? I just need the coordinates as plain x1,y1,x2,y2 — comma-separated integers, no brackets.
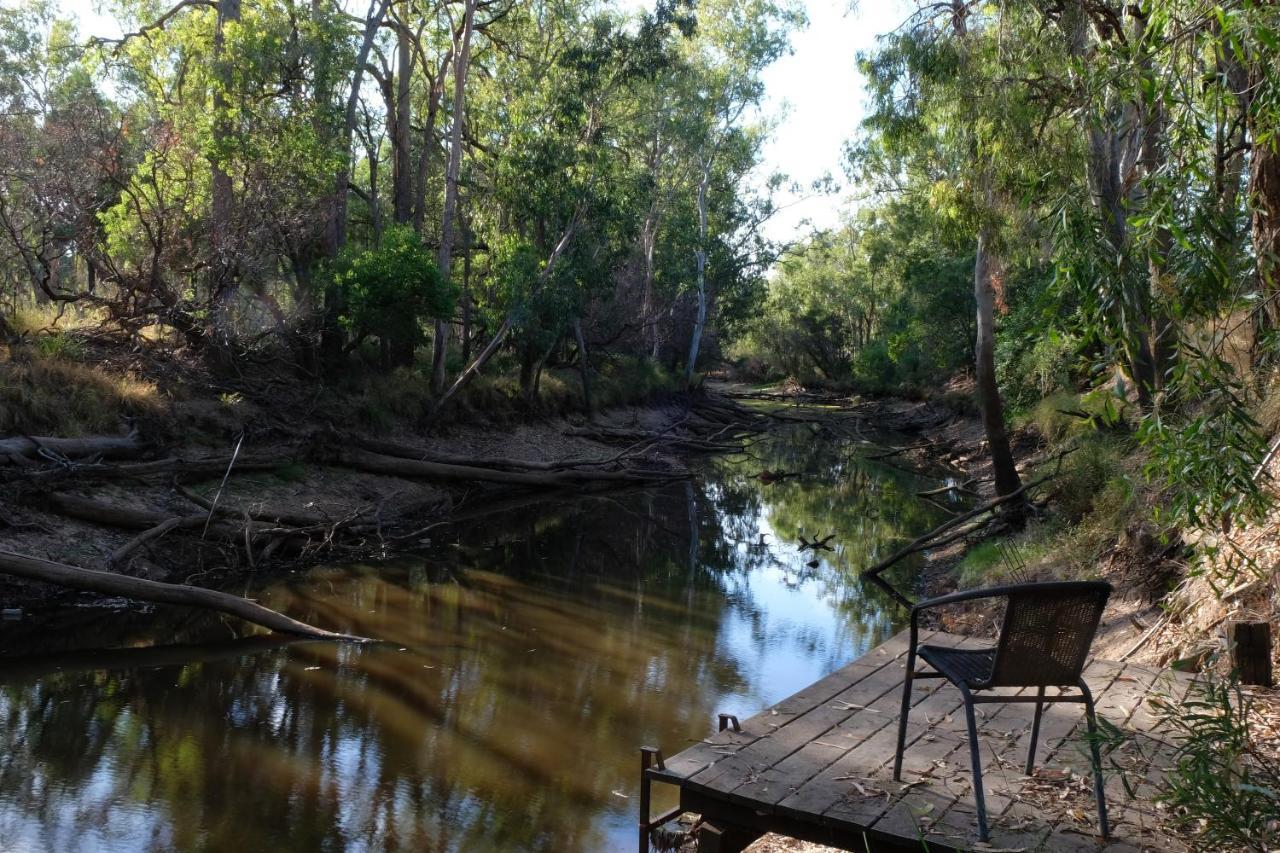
0,424,946,852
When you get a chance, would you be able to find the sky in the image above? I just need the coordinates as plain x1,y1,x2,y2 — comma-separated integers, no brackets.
59,0,907,244
753,0,906,243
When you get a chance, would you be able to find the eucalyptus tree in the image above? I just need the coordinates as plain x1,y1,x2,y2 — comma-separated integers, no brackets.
430,0,703,414
431,0,478,393
858,0,1056,498
676,0,798,387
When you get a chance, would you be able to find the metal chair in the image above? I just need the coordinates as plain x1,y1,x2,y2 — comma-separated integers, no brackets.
893,581,1112,842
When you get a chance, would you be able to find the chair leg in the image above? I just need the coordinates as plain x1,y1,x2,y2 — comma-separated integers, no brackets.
1080,680,1110,840
961,690,990,842
1025,685,1045,775
892,649,916,782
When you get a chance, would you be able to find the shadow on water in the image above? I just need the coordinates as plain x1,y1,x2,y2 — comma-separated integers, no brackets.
0,425,946,852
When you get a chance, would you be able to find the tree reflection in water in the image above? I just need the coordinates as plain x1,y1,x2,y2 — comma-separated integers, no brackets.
0,426,945,852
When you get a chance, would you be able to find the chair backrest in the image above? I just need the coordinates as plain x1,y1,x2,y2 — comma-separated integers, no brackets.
985,581,1112,688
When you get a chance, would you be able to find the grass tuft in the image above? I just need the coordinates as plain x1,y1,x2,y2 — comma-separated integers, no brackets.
0,344,164,435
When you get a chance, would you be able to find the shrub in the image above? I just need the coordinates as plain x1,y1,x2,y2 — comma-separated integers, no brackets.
332,225,454,366
851,340,896,393
1149,680,1280,851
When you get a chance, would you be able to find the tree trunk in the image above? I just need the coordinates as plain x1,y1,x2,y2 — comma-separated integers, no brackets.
974,228,1022,498
1137,10,1175,391
641,205,661,360
321,0,391,366
208,0,241,353
461,224,473,361
429,216,581,421
413,51,451,234
359,109,383,244
392,18,413,225
1060,0,1155,407
432,0,477,394
573,318,594,419
429,317,513,420
1251,60,1280,342
685,157,711,388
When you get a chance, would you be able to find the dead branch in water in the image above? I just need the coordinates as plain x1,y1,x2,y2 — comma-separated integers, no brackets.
860,475,1052,582
0,549,367,641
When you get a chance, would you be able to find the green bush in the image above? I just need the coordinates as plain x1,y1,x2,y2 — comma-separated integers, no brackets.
332,225,454,365
852,340,896,392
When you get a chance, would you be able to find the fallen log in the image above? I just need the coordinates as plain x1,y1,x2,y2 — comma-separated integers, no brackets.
46,493,266,536
0,433,147,462
348,435,626,472
0,549,366,641
0,635,308,679
563,427,749,453
331,447,683,487
10,454,286,486
110,515,206,564
174,482,345,528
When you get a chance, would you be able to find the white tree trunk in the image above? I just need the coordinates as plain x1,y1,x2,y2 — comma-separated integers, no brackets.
432,0,477,394
685,158,711,388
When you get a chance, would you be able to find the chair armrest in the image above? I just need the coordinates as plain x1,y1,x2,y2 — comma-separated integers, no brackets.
909,586,1017,632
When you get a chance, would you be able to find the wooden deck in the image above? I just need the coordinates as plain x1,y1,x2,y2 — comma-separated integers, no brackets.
646,630,1197,852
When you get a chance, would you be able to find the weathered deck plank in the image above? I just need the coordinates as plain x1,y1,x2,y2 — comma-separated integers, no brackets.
647,628,1195,852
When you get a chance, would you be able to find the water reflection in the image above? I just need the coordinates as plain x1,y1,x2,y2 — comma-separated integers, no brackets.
0,427,944,852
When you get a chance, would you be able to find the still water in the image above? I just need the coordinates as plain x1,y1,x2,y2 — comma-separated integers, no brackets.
0,426,943,852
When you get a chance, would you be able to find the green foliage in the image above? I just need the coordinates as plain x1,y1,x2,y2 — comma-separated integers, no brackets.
738,195,974,392
34,331,84,361
1149,680,1280,851
332,225,453,357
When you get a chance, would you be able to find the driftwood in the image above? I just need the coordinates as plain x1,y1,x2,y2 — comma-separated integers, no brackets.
0,549,365,640
331,446,683,487
798,533,836,552
110,515,207,563
564,426,750,453
0,433,147,463
174,482,344,528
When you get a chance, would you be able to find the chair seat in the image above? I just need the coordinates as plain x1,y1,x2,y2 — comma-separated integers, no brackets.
918,644,995,688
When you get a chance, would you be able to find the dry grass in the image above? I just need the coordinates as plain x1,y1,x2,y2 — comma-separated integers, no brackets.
0,344,164,435
9,303,106,335
347,355,683,431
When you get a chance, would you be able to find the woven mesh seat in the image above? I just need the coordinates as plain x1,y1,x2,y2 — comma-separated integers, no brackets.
893,580,1113,843
916,645,995,687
